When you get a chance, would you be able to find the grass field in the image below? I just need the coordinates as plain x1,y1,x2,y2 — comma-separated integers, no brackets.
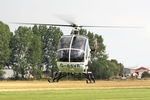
0,80,150,100
0,88,150,100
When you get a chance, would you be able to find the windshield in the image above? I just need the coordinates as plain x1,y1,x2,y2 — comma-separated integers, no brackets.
71,36,86,50
57,35,86,62
57,50,69,62
58,36,72,49
70,50,84,62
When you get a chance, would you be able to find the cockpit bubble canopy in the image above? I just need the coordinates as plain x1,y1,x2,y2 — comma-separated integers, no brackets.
58,35,87,50
57,35,87,62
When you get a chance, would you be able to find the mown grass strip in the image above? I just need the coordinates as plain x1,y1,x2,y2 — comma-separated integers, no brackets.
0,88,150,100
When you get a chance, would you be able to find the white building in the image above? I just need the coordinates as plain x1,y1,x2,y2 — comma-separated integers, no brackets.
3,69,14,79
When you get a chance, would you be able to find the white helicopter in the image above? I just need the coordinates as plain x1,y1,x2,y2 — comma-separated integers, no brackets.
55,27,96,83
14,22,139,83
48,24,97,83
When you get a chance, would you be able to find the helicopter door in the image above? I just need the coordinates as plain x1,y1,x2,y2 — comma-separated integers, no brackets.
57,36,72,62
70,36,87,62
71,36,86,50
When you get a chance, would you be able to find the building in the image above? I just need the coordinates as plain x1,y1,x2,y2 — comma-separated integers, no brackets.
3,69,14,79
124,66,150,79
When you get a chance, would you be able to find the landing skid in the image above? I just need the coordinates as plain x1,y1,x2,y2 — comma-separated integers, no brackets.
48,72,67,83
48,71,95,83
83,72,95,83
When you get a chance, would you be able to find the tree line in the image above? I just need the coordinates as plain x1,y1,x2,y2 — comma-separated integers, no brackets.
0,21,124,80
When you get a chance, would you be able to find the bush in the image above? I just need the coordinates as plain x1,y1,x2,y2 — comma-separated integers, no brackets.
142,72,150,78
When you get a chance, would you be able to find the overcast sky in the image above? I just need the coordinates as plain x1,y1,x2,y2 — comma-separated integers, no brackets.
1,0,150,67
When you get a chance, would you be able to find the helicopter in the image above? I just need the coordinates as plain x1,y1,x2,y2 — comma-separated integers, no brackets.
14,22,139,83
55,27,96,83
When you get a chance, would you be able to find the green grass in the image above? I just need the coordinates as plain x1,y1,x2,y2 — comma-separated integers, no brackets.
0,88,150,100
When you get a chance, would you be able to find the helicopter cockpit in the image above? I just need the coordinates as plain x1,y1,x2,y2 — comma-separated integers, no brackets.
57,35,87,62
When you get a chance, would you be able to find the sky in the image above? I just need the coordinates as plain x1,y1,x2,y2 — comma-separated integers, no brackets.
0,0,150,67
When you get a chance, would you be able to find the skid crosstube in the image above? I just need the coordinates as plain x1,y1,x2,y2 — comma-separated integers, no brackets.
48,71,95,83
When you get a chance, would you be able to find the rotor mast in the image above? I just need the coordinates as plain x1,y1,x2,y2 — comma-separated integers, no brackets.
72,27,79,35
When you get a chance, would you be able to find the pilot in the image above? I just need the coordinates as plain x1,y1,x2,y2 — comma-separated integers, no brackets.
78,39,83,49
64,41,69,48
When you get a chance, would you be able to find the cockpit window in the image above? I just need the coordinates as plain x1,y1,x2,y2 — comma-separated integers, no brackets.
71,36,86,50
57,35,86,62
57,50,69,62
58,36,72,49
70,50,84,62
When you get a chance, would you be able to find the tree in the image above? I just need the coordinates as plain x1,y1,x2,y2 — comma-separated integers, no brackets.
10,26,32,79
32,25,63,77
142,72,150,78
0,21,11,76
28,34,42,79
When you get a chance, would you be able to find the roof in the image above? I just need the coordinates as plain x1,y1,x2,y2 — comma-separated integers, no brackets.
124,66,150,70
135,67,150,71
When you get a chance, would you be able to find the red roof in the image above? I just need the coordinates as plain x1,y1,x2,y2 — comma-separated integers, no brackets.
135,67,149,71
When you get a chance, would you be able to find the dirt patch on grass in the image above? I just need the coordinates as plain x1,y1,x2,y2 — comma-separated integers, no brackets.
0,80,150,91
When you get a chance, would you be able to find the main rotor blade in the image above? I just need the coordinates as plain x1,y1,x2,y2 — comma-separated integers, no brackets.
12,22,75,27
79,25,142,28
12,22,142,28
